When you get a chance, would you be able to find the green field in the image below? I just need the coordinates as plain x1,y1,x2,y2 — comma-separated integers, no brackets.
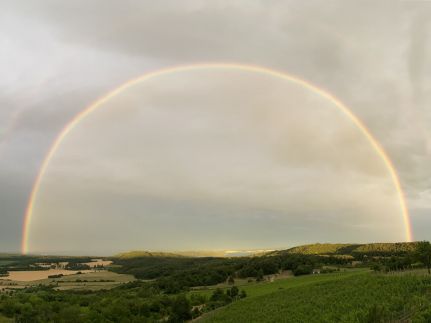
199,272,431,322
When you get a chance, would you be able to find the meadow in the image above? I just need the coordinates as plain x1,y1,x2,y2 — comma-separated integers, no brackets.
189,269,367,300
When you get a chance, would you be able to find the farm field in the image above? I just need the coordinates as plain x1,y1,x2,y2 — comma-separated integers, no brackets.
47,270,136,291
0,269,93,282
199,272,431,323
0,271,135,292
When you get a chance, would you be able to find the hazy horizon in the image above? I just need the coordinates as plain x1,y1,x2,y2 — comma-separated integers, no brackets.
1,241,418,257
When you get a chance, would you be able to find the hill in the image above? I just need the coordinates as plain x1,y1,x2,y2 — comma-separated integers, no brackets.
114,251,185,259
114,249,273,259
116,243,419,259
272,242,420,257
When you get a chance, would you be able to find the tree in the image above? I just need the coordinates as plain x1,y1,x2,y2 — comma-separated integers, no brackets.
210,288,232,305
415,241,431,274
293,265,313,276
170,295,191,322
371,263,382,272
191,307,201,319
256,269,264,282
57,305,82,323
210,288,225,302
227,275,235,285
229,286,239,298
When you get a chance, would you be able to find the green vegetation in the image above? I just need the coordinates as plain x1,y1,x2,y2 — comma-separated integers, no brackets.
116,250,261,258
190,269,366,300
0,255,94,273
64,263,91,271
415,241,431,274
1,242,431,322
0,284,194,322
274,242,419,257
201,273,431,322
47,274,64,279
0,268,133,293
110,252,350,293
0,315,12,323
277,243,357,255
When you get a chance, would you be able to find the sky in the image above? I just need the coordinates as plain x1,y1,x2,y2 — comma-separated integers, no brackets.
1,1,430,255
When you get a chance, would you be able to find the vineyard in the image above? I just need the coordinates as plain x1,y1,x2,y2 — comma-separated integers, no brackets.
200,272,431,322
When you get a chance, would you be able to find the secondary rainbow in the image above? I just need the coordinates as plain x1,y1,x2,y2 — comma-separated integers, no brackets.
21,63,413,254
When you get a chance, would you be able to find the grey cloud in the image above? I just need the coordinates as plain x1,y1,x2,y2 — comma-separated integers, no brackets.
1,0,431,253
27,70,405,253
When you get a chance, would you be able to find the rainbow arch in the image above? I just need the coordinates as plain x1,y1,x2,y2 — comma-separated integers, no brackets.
21,62,413,254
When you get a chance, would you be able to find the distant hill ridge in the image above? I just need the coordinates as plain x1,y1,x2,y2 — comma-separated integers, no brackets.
274,242,420,256
115,250,273,259
115,251,186,259
116,242,419,259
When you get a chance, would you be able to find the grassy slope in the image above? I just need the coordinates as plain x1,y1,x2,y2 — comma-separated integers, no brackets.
190,269,366,300
200,272,431,323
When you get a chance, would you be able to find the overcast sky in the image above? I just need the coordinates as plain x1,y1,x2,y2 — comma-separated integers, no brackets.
1,1,430,255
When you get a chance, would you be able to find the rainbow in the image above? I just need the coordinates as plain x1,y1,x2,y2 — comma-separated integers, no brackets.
21,63,413,254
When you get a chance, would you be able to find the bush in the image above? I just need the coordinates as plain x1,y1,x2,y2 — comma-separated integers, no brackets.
170,295,192,322
293,265,313,276
321,267,337,274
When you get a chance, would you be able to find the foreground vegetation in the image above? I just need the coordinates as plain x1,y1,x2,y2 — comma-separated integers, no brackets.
1,241,431,322
201,272,431,322
3,269,431,322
